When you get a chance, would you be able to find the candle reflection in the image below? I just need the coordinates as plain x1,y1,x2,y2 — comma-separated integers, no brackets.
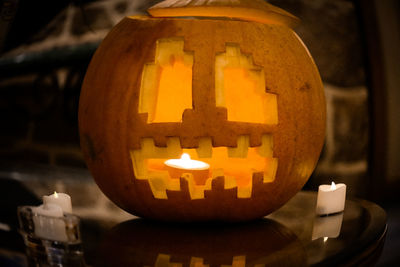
312,212,344,241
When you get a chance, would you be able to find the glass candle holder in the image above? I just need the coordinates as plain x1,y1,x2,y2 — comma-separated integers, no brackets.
17,205,85,266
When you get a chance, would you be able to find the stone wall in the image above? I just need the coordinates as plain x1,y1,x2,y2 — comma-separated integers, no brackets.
0,0,370,221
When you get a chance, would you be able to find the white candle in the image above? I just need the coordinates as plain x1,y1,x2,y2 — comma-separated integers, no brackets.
316,181,346,215
164,153,210,185
32,203,68,242
31,192,73,242
43,192,72,213
312,212,343,240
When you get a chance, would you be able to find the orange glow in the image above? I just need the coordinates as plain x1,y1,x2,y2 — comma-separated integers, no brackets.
153,59,192,122
139,38,193,123
164,153,209,170
131,136,277,199
164,153,210,185
223,68,277,124
148,147,275,187
215,44,278,125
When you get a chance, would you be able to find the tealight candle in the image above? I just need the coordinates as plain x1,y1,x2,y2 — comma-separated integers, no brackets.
316,182,346,215
31,192,73,242
43,192,72,213
164,153,210,185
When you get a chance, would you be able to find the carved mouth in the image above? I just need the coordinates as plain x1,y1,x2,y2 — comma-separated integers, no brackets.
130,135,278,200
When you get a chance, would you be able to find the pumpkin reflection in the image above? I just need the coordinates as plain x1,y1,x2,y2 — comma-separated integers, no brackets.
95,219,306,267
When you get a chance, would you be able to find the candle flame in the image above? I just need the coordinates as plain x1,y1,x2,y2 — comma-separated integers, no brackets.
323,237,328,242
331,181,336,190
165,153,209,170
181,153,191,161
54,191,58,198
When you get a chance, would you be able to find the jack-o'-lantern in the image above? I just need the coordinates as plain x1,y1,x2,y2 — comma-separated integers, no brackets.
79,0,326,221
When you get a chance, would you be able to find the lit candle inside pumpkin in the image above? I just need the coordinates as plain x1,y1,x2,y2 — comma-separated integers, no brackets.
316,181,346,215
164,153,210,185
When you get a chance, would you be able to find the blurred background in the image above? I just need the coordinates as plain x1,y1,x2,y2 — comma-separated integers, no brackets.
0,0,399,265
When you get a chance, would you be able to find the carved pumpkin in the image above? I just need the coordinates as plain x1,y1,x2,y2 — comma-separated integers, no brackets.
79,0,326,221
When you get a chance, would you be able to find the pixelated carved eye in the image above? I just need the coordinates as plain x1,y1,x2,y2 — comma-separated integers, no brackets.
139,38,193,123
215,44,278,125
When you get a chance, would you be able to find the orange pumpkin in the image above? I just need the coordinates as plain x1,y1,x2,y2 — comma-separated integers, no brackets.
79,0,325,221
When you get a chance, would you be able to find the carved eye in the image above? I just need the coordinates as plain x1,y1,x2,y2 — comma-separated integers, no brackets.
215,44,278,125
139,38,194,123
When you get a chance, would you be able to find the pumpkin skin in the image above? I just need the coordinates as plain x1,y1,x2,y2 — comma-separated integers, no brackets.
79,14,325,221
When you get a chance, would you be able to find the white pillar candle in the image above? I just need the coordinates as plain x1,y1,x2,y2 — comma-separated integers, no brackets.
316,182,346,215
32,203,68,242
43,192,72,213
312,212,343,240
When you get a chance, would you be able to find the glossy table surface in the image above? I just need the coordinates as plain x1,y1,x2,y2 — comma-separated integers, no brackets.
88,191,386,267
0,191,387,266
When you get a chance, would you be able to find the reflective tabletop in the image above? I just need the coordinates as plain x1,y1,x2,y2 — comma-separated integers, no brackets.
88,191,386,267
1,191,387,266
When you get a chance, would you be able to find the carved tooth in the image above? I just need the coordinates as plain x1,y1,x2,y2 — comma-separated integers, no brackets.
228,135,249,158
165,173,180,191
257,134,273,157
130,150,147,178
190,257,206,267
232,255,246,267
166,137,182,158
131,138,157,179
148,173,170,199
139,138,155,157
154,254,173,266
139,137,182,159
204,177,213,191
182,173,206,200
263,158,278,183
224,176,237,189
196,137,213,158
